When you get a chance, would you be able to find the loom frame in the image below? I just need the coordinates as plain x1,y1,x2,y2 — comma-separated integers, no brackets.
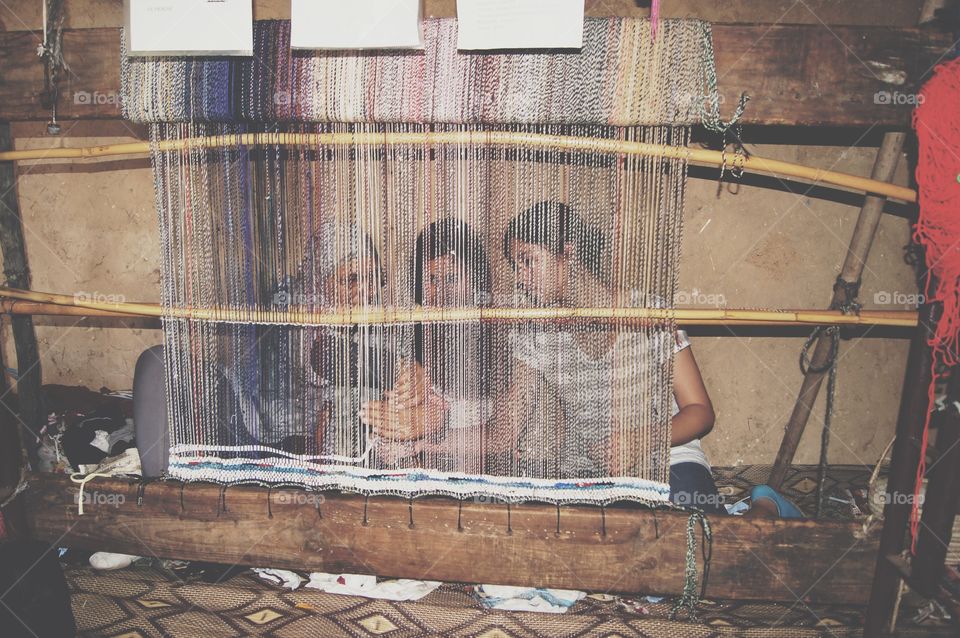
0,16,955,636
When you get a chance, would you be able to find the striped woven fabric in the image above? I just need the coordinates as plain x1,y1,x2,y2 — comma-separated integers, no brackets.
121,18,714,126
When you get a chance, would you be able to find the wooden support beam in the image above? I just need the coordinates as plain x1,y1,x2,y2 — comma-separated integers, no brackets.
0,25,951,126
0,400,27,538
769,132,907,490
911,368,960,597
23,472,880,605
0,123,42,467
865,298,938,635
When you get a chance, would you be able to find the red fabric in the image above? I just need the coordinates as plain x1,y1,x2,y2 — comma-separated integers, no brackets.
911,57,960,553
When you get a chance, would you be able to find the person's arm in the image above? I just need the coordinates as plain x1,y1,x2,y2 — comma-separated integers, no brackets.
670,346,715,446
486,360,537,457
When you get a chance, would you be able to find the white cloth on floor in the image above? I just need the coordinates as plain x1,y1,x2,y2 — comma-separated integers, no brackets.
78,447,142,476
89,552,140,570
476,584,585,613
304,572,441,601
252,568,305,590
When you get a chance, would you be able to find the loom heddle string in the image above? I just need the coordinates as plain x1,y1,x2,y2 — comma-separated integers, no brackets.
129,18,717,505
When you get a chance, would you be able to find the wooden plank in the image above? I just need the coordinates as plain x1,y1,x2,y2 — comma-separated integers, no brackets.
0,123,43,475
24,472,879,604
865,296,936,634
0,24,951,126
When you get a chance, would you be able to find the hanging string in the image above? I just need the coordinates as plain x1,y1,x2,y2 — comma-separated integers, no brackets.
805,275,861,518
801,325,839,519
650,0,661,40
697,23,749,136
37,0,69,134
910,56,960,554
669,510,713,621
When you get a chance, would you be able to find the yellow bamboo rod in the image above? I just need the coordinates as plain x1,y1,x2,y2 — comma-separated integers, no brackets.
0,287,919,327
0,131,917,204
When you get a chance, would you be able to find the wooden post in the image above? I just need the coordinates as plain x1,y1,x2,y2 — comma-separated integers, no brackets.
864,298,937,635
910,367,960,597
0,122,43,468
768,131,907,489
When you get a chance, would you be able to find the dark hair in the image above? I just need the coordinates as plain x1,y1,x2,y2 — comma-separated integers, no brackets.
503,201,606,282
412,217,492,396
413,217,492,306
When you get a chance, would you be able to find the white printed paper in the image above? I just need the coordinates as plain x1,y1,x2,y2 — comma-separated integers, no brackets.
456,0,584,50
291,0,423,50
124,0,253,56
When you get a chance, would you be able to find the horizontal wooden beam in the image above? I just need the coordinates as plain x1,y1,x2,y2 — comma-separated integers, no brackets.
0,287,922,327
0,24,951,126
23,472,879,604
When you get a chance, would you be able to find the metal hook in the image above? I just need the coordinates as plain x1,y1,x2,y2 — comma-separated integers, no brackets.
179,481,187,513
653,510,660,539
362,495,369,526
217,485,229,517
600,504,607,537
314,492,323,520
408,497,415,529
457,500,464,532
555,504,562,536
506,503,513,535
267,485,274,519
136,477,153,507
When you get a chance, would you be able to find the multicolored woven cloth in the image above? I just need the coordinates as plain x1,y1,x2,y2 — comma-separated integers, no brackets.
126,19,714,505
122,18,716,125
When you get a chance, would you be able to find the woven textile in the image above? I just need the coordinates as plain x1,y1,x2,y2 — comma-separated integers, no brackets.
124,19,714,504
122,19,714,126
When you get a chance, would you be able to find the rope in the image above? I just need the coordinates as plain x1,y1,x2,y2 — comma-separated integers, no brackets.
37,0,69,134
801,275,861,518
669,510,713,621
69,472,113,516
698,23,749,136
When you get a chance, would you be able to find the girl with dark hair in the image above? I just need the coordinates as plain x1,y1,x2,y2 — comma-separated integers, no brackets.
496,200,724,513
361,217,493,473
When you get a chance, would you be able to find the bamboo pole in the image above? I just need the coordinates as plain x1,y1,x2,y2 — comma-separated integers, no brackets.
0,131,917,203
769,131,908,490
0,287,919,327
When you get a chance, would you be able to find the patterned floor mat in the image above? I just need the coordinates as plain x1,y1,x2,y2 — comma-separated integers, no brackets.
66,564,867,638
712,464,874,520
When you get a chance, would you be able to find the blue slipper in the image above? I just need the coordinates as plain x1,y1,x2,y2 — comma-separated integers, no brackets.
750,485,804,519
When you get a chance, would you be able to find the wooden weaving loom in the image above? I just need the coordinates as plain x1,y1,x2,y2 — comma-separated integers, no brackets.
0,9,955,636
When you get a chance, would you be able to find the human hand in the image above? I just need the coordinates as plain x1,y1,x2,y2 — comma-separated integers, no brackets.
360,393,448,441
385,361,428,409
